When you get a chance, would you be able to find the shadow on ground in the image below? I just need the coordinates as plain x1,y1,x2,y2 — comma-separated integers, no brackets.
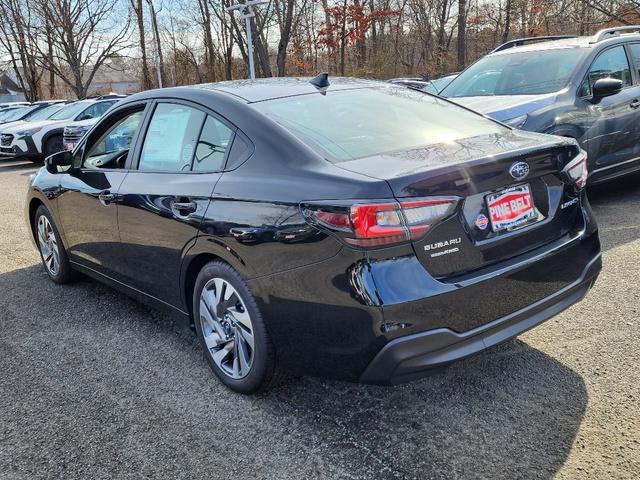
0,264,587,479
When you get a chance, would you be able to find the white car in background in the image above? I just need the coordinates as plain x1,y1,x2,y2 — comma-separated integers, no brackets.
0,97,120,162
0,101,68,134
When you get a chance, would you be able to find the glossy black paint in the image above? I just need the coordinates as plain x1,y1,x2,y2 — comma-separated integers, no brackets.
25,78,601,383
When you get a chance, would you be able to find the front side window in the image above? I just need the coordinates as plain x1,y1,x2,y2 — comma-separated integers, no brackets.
579,46,632,96
192,116,233,171
441,48,585,97
83,110,144,169
138,103,205,172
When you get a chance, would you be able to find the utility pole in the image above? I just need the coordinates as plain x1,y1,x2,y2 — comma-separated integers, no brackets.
227,0,268,79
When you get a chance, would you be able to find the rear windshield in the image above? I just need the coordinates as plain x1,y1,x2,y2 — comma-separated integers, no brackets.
441,48,586,97
253,87,505,162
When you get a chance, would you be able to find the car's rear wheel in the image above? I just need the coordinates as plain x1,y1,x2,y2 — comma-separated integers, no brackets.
34,205,75,283
193,260,284,394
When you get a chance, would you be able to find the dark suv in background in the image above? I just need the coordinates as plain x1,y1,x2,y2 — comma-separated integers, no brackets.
440,26,640,184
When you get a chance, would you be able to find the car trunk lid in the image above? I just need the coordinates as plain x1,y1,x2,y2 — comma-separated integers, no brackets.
334,131,583,278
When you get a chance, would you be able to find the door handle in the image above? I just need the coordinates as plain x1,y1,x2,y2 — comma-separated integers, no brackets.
98,191,117,205
630,99,640,109
171,200,197,214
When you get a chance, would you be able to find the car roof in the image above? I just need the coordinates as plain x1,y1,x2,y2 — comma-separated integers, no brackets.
489,32,640,56
140,77,386,103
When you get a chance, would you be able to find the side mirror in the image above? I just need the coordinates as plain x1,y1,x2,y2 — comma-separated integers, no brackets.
45,150,73,174
590,78,623,103
77,114,93,121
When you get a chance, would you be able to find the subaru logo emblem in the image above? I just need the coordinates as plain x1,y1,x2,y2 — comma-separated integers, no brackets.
509,162,530,180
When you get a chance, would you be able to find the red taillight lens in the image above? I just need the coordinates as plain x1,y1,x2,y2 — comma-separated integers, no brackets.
303,197,458,248
562,150,588,189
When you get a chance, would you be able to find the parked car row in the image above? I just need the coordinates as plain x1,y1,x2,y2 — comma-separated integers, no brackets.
21,26,640,395
0,95,125,163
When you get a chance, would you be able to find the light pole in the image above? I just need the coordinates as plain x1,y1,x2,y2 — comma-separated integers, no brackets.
227,0,268,80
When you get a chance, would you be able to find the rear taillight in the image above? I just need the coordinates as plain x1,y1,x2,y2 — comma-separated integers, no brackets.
303,197,458,248
562,150,588,189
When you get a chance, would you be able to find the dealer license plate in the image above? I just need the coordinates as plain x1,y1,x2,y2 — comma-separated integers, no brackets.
486,184,537,232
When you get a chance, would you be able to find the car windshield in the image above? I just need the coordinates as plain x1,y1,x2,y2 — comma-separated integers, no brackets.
430,75,457,93
49,102,89,120
441,48,586,97
7,105,40,120
254,86,506,162
1,107,30,121
26,104,65,121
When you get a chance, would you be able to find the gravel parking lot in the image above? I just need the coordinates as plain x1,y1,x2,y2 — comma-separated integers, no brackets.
0,158,639,480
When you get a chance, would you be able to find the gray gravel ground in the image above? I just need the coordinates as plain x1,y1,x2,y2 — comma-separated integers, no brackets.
0,158,639,480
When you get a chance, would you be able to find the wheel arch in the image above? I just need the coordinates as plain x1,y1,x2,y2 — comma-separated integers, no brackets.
41,128,64,153
180,236,255,323
27,197,45,243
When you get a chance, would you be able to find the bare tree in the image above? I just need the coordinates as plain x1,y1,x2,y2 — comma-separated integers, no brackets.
146,0,166,87
130,0,152,90
0,0,41,100
34,0,132,99
457,0,466,70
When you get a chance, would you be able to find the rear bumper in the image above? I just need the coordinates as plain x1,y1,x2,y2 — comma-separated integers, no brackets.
360,252,601,385
249,199,600,383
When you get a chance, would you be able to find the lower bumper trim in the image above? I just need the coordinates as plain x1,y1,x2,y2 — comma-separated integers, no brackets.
359,253,601,385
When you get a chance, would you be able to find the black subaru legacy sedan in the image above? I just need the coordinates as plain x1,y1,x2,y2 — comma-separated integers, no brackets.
25,77,601,393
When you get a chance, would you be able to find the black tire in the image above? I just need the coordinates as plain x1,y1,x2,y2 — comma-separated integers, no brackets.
43,135,63,158
34,205,76,284
193,260,285,394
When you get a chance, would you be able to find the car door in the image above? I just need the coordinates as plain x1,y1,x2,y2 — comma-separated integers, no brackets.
580,45,640,172
55,104,148,279
116,101,235,307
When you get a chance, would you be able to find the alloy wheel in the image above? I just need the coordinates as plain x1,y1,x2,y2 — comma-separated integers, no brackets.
199,278,255,379
37,215,60,276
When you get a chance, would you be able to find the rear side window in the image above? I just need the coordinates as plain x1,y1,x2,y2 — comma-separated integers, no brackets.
139,103,205,172
192,116,233,171
580,46,632,96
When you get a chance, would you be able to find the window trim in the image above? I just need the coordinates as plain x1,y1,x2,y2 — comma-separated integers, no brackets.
76,101,151,172
578,44,634,99
131,98,242,174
